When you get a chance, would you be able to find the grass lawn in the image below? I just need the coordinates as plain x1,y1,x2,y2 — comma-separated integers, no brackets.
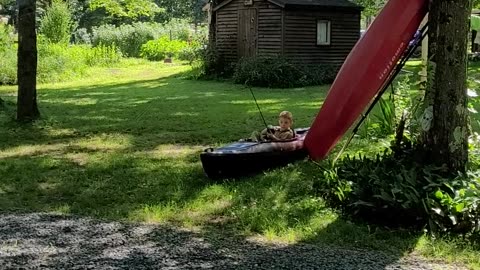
1,59,480,269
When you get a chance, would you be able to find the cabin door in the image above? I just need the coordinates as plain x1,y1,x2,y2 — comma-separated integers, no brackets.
238,9,257,58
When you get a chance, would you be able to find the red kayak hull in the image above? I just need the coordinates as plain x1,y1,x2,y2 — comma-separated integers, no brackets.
304,0,428,160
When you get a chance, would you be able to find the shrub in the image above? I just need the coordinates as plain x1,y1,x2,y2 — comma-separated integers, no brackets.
177,40,204,64
90,20,197,57
73,27,92,45
161,19,191,41
140,36,187,61
233,57,302,88
233,57,339,88
318,143,480,236
92,23,157,57
199,46,234,78
39,0,74,44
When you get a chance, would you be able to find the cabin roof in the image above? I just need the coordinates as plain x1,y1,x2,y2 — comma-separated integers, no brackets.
213,0,363,11
269,0,362,9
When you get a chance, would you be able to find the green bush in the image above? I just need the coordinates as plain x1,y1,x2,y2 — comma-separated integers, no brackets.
318,144,480,235
39,0,74,44
233,57,302,88
177,40,204,64
140,36,188,61
161,19,191,41
182,45,233,80
92,23,157,57
91,20,199,58
73,27,92,44
233,57,339,88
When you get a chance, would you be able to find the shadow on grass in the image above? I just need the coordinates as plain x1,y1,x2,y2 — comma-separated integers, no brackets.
0,70,455,268
0,145,428,268
0,71,325,151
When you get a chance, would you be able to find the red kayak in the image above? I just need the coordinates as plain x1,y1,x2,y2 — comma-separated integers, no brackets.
304,0,429,160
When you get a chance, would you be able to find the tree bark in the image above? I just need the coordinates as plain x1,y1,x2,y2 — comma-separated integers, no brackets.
418,0,471,173
17,0,39,121
207,0,217,49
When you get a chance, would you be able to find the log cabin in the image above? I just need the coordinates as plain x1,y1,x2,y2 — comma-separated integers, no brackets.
206,0,363,67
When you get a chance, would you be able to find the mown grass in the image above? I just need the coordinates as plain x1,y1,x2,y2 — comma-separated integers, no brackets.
1,60,480,269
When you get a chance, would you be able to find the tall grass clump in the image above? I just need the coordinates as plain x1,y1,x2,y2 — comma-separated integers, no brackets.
39,0,74,44
0,24,16,85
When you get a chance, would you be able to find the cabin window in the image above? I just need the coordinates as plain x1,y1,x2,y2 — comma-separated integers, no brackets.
317,20,331,45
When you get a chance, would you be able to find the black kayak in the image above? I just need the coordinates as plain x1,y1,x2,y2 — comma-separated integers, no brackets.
200,128,309,179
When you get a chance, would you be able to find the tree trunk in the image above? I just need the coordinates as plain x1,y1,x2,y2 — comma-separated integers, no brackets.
207,0,217,49
418,0,471,173
17,0,39,121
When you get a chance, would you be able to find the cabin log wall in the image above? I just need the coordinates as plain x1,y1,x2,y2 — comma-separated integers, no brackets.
215,0,361,66
284,9,360,66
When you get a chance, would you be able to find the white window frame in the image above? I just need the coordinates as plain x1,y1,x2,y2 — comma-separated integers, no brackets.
317,20,331,46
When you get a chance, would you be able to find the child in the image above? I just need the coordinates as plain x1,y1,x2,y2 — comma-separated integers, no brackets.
248,111,295,142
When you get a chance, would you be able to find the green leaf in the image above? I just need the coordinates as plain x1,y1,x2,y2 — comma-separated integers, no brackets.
435,189,444,199
455,203,465,213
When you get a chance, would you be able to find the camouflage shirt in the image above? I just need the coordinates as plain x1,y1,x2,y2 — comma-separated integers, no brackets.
261,127,294,141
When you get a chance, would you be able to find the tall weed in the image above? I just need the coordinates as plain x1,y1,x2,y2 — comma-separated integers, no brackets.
0,48,16,85
85,43,121,66
39,0,74,44
0,24,16,85
0,38,123,85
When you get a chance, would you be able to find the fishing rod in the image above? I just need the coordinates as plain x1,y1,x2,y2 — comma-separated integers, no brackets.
333,23,429,163
246,81,271,132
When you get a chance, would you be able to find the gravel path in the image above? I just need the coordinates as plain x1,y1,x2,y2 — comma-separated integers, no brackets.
0,213,466,270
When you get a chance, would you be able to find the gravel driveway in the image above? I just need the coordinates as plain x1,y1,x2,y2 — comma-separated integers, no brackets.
0,213,466,270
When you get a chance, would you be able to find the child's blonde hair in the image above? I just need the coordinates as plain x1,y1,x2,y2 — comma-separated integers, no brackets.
279,111,293,122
